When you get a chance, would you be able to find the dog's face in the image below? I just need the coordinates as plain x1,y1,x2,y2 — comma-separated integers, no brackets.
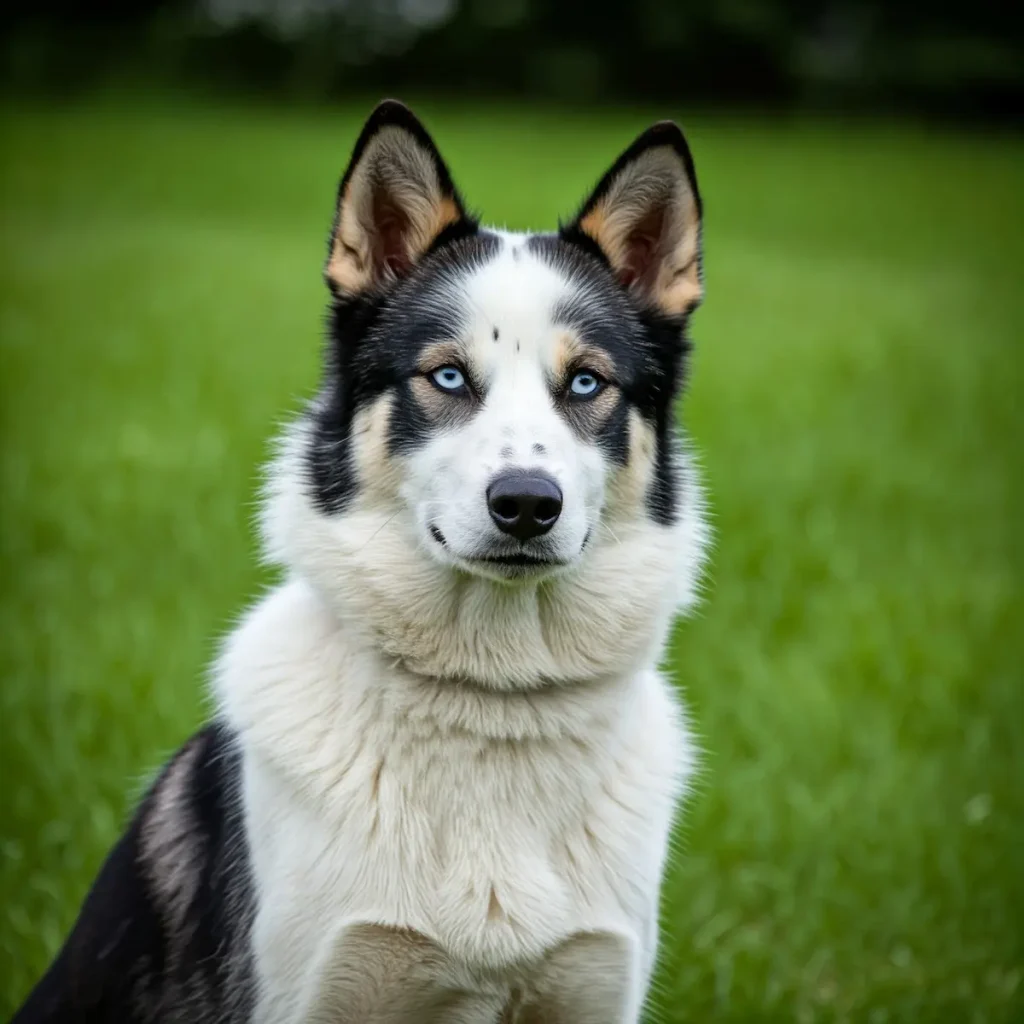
266,101,707,685
387,242,612,581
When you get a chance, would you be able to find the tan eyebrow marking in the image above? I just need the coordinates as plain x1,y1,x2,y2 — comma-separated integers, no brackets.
552,331,617,383
416,338,471,373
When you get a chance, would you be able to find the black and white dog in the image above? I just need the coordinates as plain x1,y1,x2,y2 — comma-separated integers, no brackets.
14,100,708,1023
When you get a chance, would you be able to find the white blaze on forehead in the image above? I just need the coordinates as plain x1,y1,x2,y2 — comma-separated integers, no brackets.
455,234,576,383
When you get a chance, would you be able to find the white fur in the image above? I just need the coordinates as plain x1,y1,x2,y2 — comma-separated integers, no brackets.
213,232,708,1022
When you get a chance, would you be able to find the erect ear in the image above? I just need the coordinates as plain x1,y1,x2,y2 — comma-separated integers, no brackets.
563,121,703,317
325,100,473,296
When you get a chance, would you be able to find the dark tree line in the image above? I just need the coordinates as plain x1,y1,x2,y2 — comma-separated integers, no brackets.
2,0,1021,120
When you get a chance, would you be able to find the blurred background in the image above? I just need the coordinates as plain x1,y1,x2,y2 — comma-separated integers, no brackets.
1,2,1022,1021
2,0,1023,117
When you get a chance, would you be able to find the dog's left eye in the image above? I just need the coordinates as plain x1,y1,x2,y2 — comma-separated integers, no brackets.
431,366,466,392
569,370,602,398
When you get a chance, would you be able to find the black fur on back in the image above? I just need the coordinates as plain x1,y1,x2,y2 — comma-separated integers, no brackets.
11,722,255,1024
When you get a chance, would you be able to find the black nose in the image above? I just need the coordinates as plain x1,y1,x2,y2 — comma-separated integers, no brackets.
487,470,563,541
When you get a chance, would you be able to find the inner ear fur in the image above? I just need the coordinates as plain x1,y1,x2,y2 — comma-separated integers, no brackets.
326,100,472,296
565,122,703,317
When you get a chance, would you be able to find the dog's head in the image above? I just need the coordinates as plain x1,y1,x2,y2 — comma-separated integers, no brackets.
265,101,708,688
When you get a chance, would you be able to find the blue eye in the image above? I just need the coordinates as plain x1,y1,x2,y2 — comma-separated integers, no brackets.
569,370,602,397
431,365,466,391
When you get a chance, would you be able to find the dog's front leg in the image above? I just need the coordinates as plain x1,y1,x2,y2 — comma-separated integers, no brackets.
519,929,646,1024
279,921,506,1024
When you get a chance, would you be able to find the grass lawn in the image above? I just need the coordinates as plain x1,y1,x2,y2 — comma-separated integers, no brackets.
1,94,1022,1021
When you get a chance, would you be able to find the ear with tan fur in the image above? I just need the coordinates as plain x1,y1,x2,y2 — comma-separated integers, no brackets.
563,121,703,317
325,100,474,296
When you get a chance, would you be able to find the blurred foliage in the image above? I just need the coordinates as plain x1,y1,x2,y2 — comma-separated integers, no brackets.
0,0,1021,119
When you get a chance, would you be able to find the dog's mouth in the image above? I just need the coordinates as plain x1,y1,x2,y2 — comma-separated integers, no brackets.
429,525,571,577
474,553,566,575
478,552,556,566
465,554,566,579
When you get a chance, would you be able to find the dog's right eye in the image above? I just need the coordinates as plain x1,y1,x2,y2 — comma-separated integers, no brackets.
430,365,467,392
568,370,603,398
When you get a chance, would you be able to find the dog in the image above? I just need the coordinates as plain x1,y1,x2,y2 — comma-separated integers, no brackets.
13,99,708,1023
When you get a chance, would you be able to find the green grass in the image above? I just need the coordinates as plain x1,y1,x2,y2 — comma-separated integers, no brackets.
1,94,1022,1021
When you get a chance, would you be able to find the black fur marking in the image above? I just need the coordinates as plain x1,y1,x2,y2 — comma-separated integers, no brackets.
12,723,255,1024
492,327,500,342
558,121,704,517
595,393,632,466
528,233,694,525
313,102,486,512
309,232,501,514
424,217,482,259
553,224,611,273
532,443,546,455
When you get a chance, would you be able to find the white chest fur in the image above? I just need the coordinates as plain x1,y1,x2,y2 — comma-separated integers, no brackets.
215,579,694,1022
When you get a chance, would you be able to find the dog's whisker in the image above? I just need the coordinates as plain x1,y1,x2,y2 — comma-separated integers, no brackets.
364,510,402,547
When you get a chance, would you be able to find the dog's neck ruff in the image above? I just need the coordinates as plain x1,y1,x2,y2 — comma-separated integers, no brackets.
261,420,707,694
